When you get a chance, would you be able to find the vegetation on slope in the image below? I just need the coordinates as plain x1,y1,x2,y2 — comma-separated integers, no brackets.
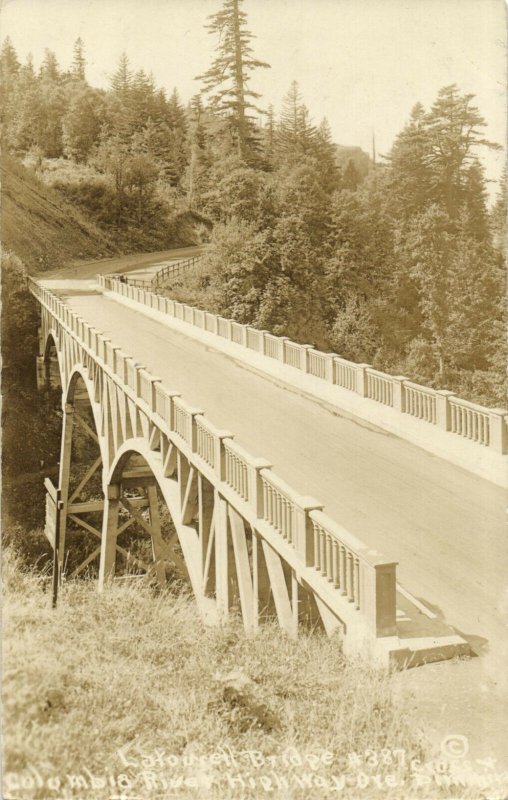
4,549,477,800
2,2,505,404
0,156,117,271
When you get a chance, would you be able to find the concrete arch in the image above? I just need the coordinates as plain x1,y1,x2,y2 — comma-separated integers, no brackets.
43,330,58,361
41,330,64,391
64,365,105,467
104,439,206,612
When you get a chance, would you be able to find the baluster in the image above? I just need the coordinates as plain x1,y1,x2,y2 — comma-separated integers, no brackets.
332,540,339,588
346,552,354,601
313,523,320,569
339,545,346,593
319,531,326,576
472,412,478,442
277,492,283,535
326,535,333,581
353,558,360,609
286,498,292,541
263,482,269,522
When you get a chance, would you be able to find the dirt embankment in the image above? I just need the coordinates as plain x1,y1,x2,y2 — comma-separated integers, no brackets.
0,156,118,271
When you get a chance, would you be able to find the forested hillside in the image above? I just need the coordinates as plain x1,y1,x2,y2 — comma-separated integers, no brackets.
1,0,506,405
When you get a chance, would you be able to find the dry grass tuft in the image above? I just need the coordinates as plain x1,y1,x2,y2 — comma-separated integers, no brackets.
2,549,482,799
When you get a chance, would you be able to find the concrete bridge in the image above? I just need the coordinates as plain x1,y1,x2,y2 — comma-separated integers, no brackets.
29,271,507,670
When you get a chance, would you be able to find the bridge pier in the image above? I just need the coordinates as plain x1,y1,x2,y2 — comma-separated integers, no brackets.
98,484,120,589
57,403,74,569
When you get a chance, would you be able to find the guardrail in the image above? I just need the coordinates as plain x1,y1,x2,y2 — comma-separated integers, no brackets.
31,275,398,644
120,256,202,291
98,274,508,455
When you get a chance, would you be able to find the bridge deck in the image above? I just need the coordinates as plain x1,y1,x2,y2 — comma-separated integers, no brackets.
56,284,506,672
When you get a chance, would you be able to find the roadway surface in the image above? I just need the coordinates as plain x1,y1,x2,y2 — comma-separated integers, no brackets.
57,286,507,678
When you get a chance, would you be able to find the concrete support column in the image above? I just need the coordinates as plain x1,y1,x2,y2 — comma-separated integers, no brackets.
57,402,75,569
98,484,121,590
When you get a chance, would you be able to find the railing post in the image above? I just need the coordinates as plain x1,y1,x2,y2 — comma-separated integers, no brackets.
110,346,121,373
299,345,314,373
214,433,235,481
324,354,335,382
248,460,272,518
149,377,162,413
134,364,145,399
163,390,181,430
363,562,398,637
355,364,372,397
489,409,508,453
436,390,455,431
189,408,205,452
294,498,324,566
392,376,408,412
277,337,289,363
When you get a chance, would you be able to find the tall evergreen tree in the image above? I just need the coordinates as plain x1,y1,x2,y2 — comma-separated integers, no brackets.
111,52,132,94
197,0,270,160
71,37,86,81
275,81,317,164
40,49,59,82
0,37,21,143
425,85,500,219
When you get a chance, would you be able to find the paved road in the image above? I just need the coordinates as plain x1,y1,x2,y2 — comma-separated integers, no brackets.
44,246,202,281
60,289,507,673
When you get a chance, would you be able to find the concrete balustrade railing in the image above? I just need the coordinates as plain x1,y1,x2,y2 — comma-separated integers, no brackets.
309,511,397,637
404,380,437,423
99,273,508,455
223,438,252,503
31,275,400,641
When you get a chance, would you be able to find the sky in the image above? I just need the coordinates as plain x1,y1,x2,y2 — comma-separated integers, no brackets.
1,0,506,193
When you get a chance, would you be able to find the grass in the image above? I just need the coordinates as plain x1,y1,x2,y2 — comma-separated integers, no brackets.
3,549,488,800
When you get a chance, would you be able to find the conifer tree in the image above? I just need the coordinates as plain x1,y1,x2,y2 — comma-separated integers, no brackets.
71,37,86,81
275,81,317,163
40,49,59,82
0,37,21,142
111,52,131,94
197,0,270,160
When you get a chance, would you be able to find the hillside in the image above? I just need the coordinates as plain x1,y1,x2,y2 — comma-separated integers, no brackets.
0,156,117,272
